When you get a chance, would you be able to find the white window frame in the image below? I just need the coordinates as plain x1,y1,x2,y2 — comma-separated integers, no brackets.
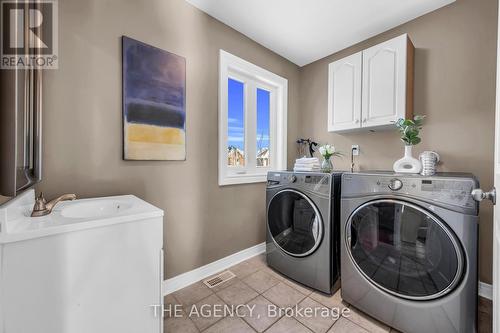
218,50,288,186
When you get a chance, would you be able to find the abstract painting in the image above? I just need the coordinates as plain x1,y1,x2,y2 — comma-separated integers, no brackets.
122,36,186,160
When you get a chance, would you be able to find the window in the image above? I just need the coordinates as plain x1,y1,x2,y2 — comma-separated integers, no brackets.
219,50,287,186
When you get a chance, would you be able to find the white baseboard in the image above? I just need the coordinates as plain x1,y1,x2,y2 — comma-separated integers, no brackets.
479,281,493,300
162,242,266,296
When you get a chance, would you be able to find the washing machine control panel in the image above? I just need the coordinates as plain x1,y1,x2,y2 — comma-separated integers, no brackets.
388,178,403,191
267,172,332,194
417,179,475,207
343,173,479,213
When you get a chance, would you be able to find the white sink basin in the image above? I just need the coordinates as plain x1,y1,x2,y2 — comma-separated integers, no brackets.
0,190,163,244
60,200,133,218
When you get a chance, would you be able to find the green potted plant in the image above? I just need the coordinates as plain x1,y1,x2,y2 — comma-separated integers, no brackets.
393,115,425,173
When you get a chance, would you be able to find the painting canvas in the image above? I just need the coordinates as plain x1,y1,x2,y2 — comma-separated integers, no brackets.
122,36,186,160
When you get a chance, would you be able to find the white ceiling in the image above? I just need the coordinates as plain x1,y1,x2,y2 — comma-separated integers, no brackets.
186,0,455,66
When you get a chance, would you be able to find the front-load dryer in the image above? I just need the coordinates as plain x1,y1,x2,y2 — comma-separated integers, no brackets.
266,171,342,294
341,172,479,333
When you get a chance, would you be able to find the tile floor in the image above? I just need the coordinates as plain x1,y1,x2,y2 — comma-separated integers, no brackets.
165,254,492,333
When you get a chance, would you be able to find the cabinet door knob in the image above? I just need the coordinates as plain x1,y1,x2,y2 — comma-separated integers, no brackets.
362,118,367,123
354,119,360,124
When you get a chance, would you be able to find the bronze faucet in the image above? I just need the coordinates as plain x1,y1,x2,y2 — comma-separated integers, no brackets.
31,192,77,217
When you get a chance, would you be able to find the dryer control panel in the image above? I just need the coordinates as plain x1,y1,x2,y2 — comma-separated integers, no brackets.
342,172,479,215
267,172,334,195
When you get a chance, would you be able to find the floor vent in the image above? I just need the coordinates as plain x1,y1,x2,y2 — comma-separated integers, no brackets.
203,270,236,288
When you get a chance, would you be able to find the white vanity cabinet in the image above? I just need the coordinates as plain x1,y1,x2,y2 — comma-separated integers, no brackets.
328,34,414,132
0,190,164,333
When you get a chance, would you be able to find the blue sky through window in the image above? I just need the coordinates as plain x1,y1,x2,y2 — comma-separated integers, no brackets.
227,78,270,151
256,88,270,152
228,78,245,150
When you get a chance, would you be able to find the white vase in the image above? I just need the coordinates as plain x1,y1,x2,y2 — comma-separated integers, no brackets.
393,145,422,174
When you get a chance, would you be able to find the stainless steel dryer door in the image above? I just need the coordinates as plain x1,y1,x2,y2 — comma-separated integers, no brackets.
345,199,464,300
267,189,324,257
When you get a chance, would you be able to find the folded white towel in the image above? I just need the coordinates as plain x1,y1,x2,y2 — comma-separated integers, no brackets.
294,157,320,168
293,166,321,172
295,157,319,163
294,165,320,168
295,161,319,166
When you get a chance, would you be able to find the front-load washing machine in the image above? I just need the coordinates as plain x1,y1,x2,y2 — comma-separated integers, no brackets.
341,172,479,333
266,171,342,294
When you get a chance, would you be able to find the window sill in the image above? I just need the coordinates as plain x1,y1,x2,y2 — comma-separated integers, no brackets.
219,173,268,186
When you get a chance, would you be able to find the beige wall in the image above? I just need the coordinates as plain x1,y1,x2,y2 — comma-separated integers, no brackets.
298,0,497,283
37,0,300,278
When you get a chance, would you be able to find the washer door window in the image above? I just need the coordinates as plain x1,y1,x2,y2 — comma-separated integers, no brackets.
346,200,463,300
268,190,323,257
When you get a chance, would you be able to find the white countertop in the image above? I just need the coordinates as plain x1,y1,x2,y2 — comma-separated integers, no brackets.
0,189,163,244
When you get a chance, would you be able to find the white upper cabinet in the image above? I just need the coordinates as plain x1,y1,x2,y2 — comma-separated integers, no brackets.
327,52,362,132
362,34,413,127
328,34,414,132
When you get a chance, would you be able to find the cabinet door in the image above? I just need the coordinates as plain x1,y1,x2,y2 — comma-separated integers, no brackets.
361,34,408,128
327,52,362,132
